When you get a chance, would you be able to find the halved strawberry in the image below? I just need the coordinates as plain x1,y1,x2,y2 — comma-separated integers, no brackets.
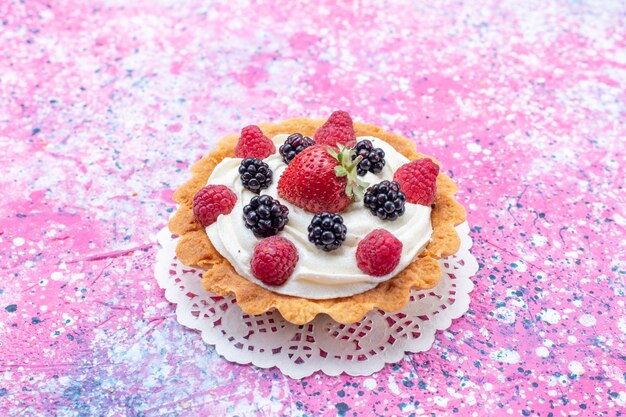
277,145,367,213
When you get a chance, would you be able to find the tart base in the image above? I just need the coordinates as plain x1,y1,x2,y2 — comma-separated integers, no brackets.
168,118,466,324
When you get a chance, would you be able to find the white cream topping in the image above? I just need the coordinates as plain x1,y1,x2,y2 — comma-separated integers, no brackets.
205,135,433,299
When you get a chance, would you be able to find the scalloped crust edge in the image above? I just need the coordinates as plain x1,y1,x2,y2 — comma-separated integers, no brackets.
168,118,466,324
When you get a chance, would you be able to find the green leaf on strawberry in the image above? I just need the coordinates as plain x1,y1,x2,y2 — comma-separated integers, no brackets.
329,145,368,201
334,166,348,177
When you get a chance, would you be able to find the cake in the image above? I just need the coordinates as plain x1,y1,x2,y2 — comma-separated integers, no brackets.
168,112,466,324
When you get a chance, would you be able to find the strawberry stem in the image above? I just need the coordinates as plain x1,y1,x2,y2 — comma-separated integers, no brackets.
327,145,369,200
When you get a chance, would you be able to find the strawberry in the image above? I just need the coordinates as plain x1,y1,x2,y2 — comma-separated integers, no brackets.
234,125,276,159
314,111,357,148
393,158,439,205
277,144,368,213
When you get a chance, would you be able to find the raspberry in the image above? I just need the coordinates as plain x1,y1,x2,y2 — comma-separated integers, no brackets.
193,185,237,227
356,229,403,276
250,236,299,286
314,111,357,148
234,125,276,159
393,158,439,205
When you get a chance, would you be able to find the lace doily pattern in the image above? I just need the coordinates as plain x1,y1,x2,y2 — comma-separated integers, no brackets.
155,222,477,378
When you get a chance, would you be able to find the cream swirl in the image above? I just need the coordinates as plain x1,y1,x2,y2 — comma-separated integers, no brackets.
205,135,432,299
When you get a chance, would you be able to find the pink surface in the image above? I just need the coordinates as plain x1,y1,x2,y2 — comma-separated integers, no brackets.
1,0,625,416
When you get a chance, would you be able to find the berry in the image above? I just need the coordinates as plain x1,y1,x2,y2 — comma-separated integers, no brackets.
352,139,386,176
393,158,439,205
356,229,403,276
192,185,237,227
234,125,276,159
242,195,289,237
279,133,315,164
314,110,357,148
277,145,367,213
307,212,347,251
251,236,299,286
363,180,406,221
238,158,272,194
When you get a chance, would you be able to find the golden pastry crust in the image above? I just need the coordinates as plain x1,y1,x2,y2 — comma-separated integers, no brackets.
169,118,466,324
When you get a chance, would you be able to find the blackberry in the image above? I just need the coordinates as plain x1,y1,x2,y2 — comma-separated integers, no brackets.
307,212,347,251
352,139,385,176
243,195,289,237
279,133,315,164
238,158,272,194
363,180,406,221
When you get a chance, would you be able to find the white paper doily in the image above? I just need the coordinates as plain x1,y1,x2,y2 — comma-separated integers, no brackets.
154,222,477,378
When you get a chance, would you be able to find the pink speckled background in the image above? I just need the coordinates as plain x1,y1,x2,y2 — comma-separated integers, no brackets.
1,1,625,416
